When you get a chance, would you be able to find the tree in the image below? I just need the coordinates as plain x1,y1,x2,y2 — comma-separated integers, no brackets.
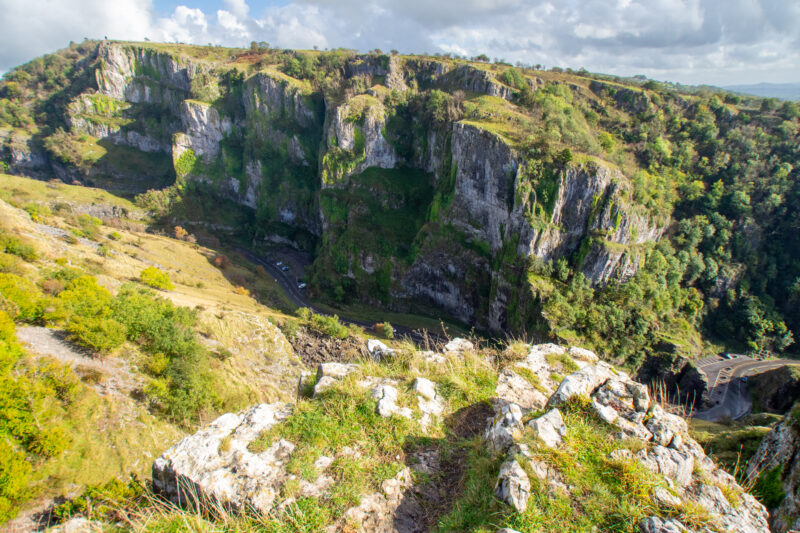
474,54,490,62
250,41,258,53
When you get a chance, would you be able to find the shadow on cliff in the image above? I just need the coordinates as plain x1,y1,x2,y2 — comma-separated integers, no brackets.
395,401,495,532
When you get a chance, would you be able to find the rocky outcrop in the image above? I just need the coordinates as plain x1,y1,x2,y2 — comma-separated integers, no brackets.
174,100,232,162
152,403,293,512
96,43,195,113
746,411,800,532
749,366,800,414
488,343,769,532
322,95,397,185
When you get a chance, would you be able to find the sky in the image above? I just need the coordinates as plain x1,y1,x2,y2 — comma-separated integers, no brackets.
1,0,799,86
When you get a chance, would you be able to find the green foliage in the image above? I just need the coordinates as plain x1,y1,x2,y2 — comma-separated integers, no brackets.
0,273,45,322
297,309,349,340
0,438,30,523
65,315,126,354
139,266,174,291
501,68,526,89
754,465,785,509
113,285,216,423
174,149,198,178
0,234,37,262
0,312,78,521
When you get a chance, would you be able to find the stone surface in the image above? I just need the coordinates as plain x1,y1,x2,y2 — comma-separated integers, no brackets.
495,368,548,411
494,459,531,513
373,384,413,419
47,518,104,533
367,339,395,358
639,516,689,533
413,377,437,401
485,403,524,453
528,408,567,449
747,412,800,532
152,403,293,513
548,362,616,406
444,337,474,353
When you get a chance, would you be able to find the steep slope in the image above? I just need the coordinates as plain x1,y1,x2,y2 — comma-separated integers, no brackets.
54,342,769,532
2,41,799,365
747,408,800,532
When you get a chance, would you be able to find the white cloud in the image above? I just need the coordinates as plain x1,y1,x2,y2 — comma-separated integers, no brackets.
1,0,798,85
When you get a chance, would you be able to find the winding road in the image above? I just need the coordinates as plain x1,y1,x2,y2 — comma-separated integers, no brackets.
235,247,443,347
692,354,800,421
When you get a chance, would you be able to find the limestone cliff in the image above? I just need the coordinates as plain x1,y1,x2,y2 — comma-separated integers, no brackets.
3,41,670,333
747,411,800,532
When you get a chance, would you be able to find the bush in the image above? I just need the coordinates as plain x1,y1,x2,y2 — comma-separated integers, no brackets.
754,465,785,509
139,267,174,291
375,322,394,339
0,253,23,274
66,315,127,354
0,439,30,523
0,273,44,322
0,234,37,262
309,313,349,340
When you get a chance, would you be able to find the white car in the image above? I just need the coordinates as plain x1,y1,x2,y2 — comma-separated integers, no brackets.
298,283,307,289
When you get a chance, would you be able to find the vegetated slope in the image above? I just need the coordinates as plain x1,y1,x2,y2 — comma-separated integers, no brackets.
48,342,771,532
0,176,310,523
1,41,799,370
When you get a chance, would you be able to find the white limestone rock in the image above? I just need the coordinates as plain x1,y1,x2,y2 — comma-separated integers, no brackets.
485,403,524,453
152,403,292,514
444,337,474,353
494,459,531,513
528,408,567,449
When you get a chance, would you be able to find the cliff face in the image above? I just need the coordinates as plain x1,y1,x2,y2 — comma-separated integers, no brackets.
5,41,668,333
747,412,800,532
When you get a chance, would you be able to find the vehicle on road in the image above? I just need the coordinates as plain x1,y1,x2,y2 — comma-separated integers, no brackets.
720,352,732,359
298,283,307,289
281,265,289,272
276,261,283,266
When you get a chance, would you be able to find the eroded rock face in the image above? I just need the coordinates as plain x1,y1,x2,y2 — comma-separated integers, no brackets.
152,403,293,513
494,459,531,512
486,343,769,532
747,412,800,532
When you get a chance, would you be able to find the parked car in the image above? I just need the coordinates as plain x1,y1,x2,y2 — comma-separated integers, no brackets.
276,261,283,266
298,282,307,289
281,265,289,272
720,352,732,359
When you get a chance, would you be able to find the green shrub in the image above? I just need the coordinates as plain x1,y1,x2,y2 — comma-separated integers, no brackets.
66,315,126,354
139,267,174,291
55,275,113,320
0,234,37,262
0,439,31,523
0,273,44,322
308,313,349,340
113,285,215,423
754,465,785,509
23,203,51,222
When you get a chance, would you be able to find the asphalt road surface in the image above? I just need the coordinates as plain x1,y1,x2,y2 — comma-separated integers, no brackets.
235,247,443,347
693,354,800,421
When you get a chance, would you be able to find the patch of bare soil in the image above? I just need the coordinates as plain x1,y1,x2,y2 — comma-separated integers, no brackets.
15,326,143,397
402,402,495,531
288,327,365,367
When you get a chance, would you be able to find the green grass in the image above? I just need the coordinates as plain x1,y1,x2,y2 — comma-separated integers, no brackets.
0,174,140,213
689,417,777,476
438,398,668,532
250,381,413,518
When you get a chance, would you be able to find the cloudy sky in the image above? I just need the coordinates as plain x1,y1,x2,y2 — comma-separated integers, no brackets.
1,0,798,86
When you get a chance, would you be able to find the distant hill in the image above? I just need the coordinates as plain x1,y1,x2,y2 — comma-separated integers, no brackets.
723,82,800,101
